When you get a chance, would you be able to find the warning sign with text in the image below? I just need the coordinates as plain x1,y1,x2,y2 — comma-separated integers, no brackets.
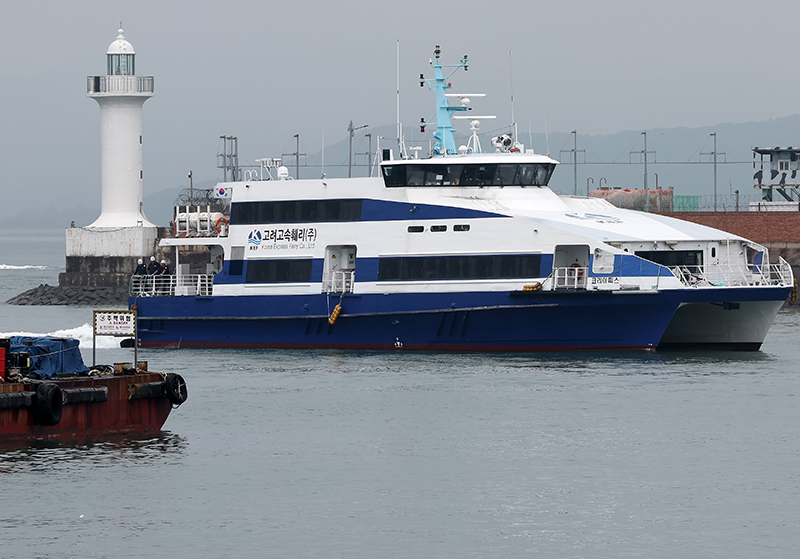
94,311,136,336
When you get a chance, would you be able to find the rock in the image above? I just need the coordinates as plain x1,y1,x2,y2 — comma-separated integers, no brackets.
5,284,128,306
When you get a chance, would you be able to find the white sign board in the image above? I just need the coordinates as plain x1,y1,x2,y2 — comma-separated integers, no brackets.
94,311,136,336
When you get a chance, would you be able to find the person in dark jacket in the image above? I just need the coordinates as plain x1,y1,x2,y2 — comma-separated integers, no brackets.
147,256,159,275
156,259,171,294
134,258,146,275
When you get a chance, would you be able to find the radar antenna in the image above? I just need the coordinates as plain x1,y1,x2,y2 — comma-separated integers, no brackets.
453,115,496,154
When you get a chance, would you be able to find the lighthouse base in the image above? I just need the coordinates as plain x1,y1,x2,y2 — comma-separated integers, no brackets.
59,224,171,289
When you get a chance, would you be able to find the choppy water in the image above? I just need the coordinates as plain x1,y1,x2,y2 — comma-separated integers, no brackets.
1,230,799,558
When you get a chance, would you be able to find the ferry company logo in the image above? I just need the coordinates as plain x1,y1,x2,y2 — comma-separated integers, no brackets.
248,230,262,246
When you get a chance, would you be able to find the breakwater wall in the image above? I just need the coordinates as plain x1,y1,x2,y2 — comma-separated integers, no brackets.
6,284,129,307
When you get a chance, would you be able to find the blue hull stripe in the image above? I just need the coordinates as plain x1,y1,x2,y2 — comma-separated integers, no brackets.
131,289,686,350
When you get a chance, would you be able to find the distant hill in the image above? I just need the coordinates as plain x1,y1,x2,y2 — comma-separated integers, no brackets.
303,116,800,204
4,181,213,231
9,115,800,229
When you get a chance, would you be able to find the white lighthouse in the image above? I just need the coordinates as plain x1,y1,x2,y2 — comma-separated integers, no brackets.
62,28,161,289
88,28,155,228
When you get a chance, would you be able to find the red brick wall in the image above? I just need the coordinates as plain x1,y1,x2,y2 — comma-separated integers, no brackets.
657,212,800,243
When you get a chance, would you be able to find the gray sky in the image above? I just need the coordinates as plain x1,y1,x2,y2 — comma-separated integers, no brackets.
1,0,797,223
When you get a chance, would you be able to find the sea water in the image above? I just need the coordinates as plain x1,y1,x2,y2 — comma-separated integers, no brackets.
1,229,799,558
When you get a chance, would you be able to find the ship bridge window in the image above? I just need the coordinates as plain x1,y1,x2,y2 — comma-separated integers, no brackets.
246,259,313,283
231,199,363,225
382,163,555,188
378,254,542,281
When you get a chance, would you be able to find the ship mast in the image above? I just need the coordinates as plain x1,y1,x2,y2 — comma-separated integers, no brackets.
419,46,469,156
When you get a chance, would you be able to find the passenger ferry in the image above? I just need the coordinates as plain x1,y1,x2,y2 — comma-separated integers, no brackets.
130,47,793,351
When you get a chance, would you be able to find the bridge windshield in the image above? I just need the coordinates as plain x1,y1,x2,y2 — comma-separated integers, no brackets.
382,162,555,188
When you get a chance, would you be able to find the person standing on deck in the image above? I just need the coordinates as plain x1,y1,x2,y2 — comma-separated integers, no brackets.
134,259,146,275
147,256,159,275
158,259,170,276
156,259,171,294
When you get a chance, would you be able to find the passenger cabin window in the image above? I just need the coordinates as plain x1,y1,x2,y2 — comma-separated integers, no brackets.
378,254,542,281
231,199,362,225
635,250,703,270
382,163,555,188
246,259,313,283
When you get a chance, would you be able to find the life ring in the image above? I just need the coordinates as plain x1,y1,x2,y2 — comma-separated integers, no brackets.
164,373,188,406
570,262,584,280
35,383,63,426
215,218,229,234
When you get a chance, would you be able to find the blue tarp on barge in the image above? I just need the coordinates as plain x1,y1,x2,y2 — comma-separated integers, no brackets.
9,337,90,379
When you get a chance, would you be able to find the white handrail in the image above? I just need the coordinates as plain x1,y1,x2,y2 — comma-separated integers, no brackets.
129,274,214,297
668,261,792,288
322,271,355,294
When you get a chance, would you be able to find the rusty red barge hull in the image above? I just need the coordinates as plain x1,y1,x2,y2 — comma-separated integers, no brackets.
0,372,176,441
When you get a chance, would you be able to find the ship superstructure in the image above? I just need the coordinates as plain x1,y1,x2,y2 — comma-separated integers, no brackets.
129,47,792,351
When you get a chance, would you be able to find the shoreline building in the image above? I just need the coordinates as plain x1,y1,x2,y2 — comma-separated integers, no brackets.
752,146,800,211
61,28,166,288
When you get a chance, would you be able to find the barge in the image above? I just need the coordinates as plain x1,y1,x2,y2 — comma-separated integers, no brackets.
0,337,187,441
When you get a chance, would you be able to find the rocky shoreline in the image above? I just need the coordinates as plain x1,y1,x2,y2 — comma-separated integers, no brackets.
5,284,128,307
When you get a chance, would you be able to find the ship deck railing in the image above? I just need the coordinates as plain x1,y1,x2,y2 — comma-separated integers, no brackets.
129,274,214,297
668,258,793,288
322,271,355,294
549,267,588,290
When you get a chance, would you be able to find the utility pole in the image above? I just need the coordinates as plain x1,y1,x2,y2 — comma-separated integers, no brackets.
217,136,239,182
366,133,372,175
701,133,725,212
630,132,655,211
712,133,717,212
559,130,585,196
281,134,306,180
574,131,578,196
348,121,368,178
294,134,300,179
